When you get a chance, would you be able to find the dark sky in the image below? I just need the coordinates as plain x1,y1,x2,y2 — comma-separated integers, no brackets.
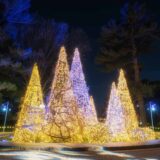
31,0,160,115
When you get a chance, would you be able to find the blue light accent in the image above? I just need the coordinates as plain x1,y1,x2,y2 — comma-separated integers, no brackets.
0,101,11,112
1,0,33,40
2,107,7,112
151,105,156,111
149,101,157,112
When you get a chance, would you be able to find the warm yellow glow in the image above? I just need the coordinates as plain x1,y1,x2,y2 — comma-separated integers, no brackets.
12,59,156,143
48,47,76,110
46,47,85,142
45,47,108,143
115,69,155,142
83,122,109,143
155,131,160,139
106,70,155,142
13,63,45,143
117,69,139,131
130,127,155,141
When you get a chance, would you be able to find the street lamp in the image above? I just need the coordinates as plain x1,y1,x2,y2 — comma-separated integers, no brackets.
1,102,11,132
148,102,156,129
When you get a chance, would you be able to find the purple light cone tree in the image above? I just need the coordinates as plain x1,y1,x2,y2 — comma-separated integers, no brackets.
70,48,97,122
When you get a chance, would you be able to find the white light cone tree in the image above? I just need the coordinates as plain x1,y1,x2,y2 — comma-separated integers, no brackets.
106,82,128,139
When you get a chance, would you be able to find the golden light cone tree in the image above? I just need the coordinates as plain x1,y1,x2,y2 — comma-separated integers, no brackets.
117,69,139,131
117,69,155,141
46,47,85,142
13,63,45,143
106,82,130,142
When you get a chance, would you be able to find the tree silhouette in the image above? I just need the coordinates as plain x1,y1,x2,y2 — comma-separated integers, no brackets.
97,1,159,126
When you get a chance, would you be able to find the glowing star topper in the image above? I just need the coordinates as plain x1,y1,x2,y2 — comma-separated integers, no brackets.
70,48,97,121
13,63,45,143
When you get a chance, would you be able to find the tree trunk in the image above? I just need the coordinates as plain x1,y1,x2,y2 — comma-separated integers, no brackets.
133,56,147,126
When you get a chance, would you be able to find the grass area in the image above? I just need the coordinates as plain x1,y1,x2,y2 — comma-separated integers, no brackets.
0,132,13,142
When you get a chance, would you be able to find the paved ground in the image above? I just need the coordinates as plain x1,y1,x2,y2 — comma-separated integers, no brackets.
0,147,159,160
117,148,160,159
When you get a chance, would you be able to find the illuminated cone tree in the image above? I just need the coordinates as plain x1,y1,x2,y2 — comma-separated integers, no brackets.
48,47,77,111
117,69,155,141
105,70,155,142
13,64,45,143
117,69,139,131
70,48,96,122
106,82,129,140
47,47,83,142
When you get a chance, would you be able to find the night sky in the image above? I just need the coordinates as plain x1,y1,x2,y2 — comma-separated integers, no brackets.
31,0,160,115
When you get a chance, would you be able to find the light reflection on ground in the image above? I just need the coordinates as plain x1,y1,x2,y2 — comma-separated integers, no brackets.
0,150,92,160
0,149,132,160
0,147,159,160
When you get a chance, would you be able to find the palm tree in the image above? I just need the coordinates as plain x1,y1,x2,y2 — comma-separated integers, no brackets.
96,1,159,126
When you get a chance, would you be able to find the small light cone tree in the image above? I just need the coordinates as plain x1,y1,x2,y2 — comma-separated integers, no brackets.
117,69,156,141
47,47,84,142
117,69,139,131
13,63,45,143
106,82,129,141
70,48,96,122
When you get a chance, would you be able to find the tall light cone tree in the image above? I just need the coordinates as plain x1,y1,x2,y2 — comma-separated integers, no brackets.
13,63,45,143
117,69,139,131
48,47,76,111
47,47,83,142
70,48,96,121
106,82,128,139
